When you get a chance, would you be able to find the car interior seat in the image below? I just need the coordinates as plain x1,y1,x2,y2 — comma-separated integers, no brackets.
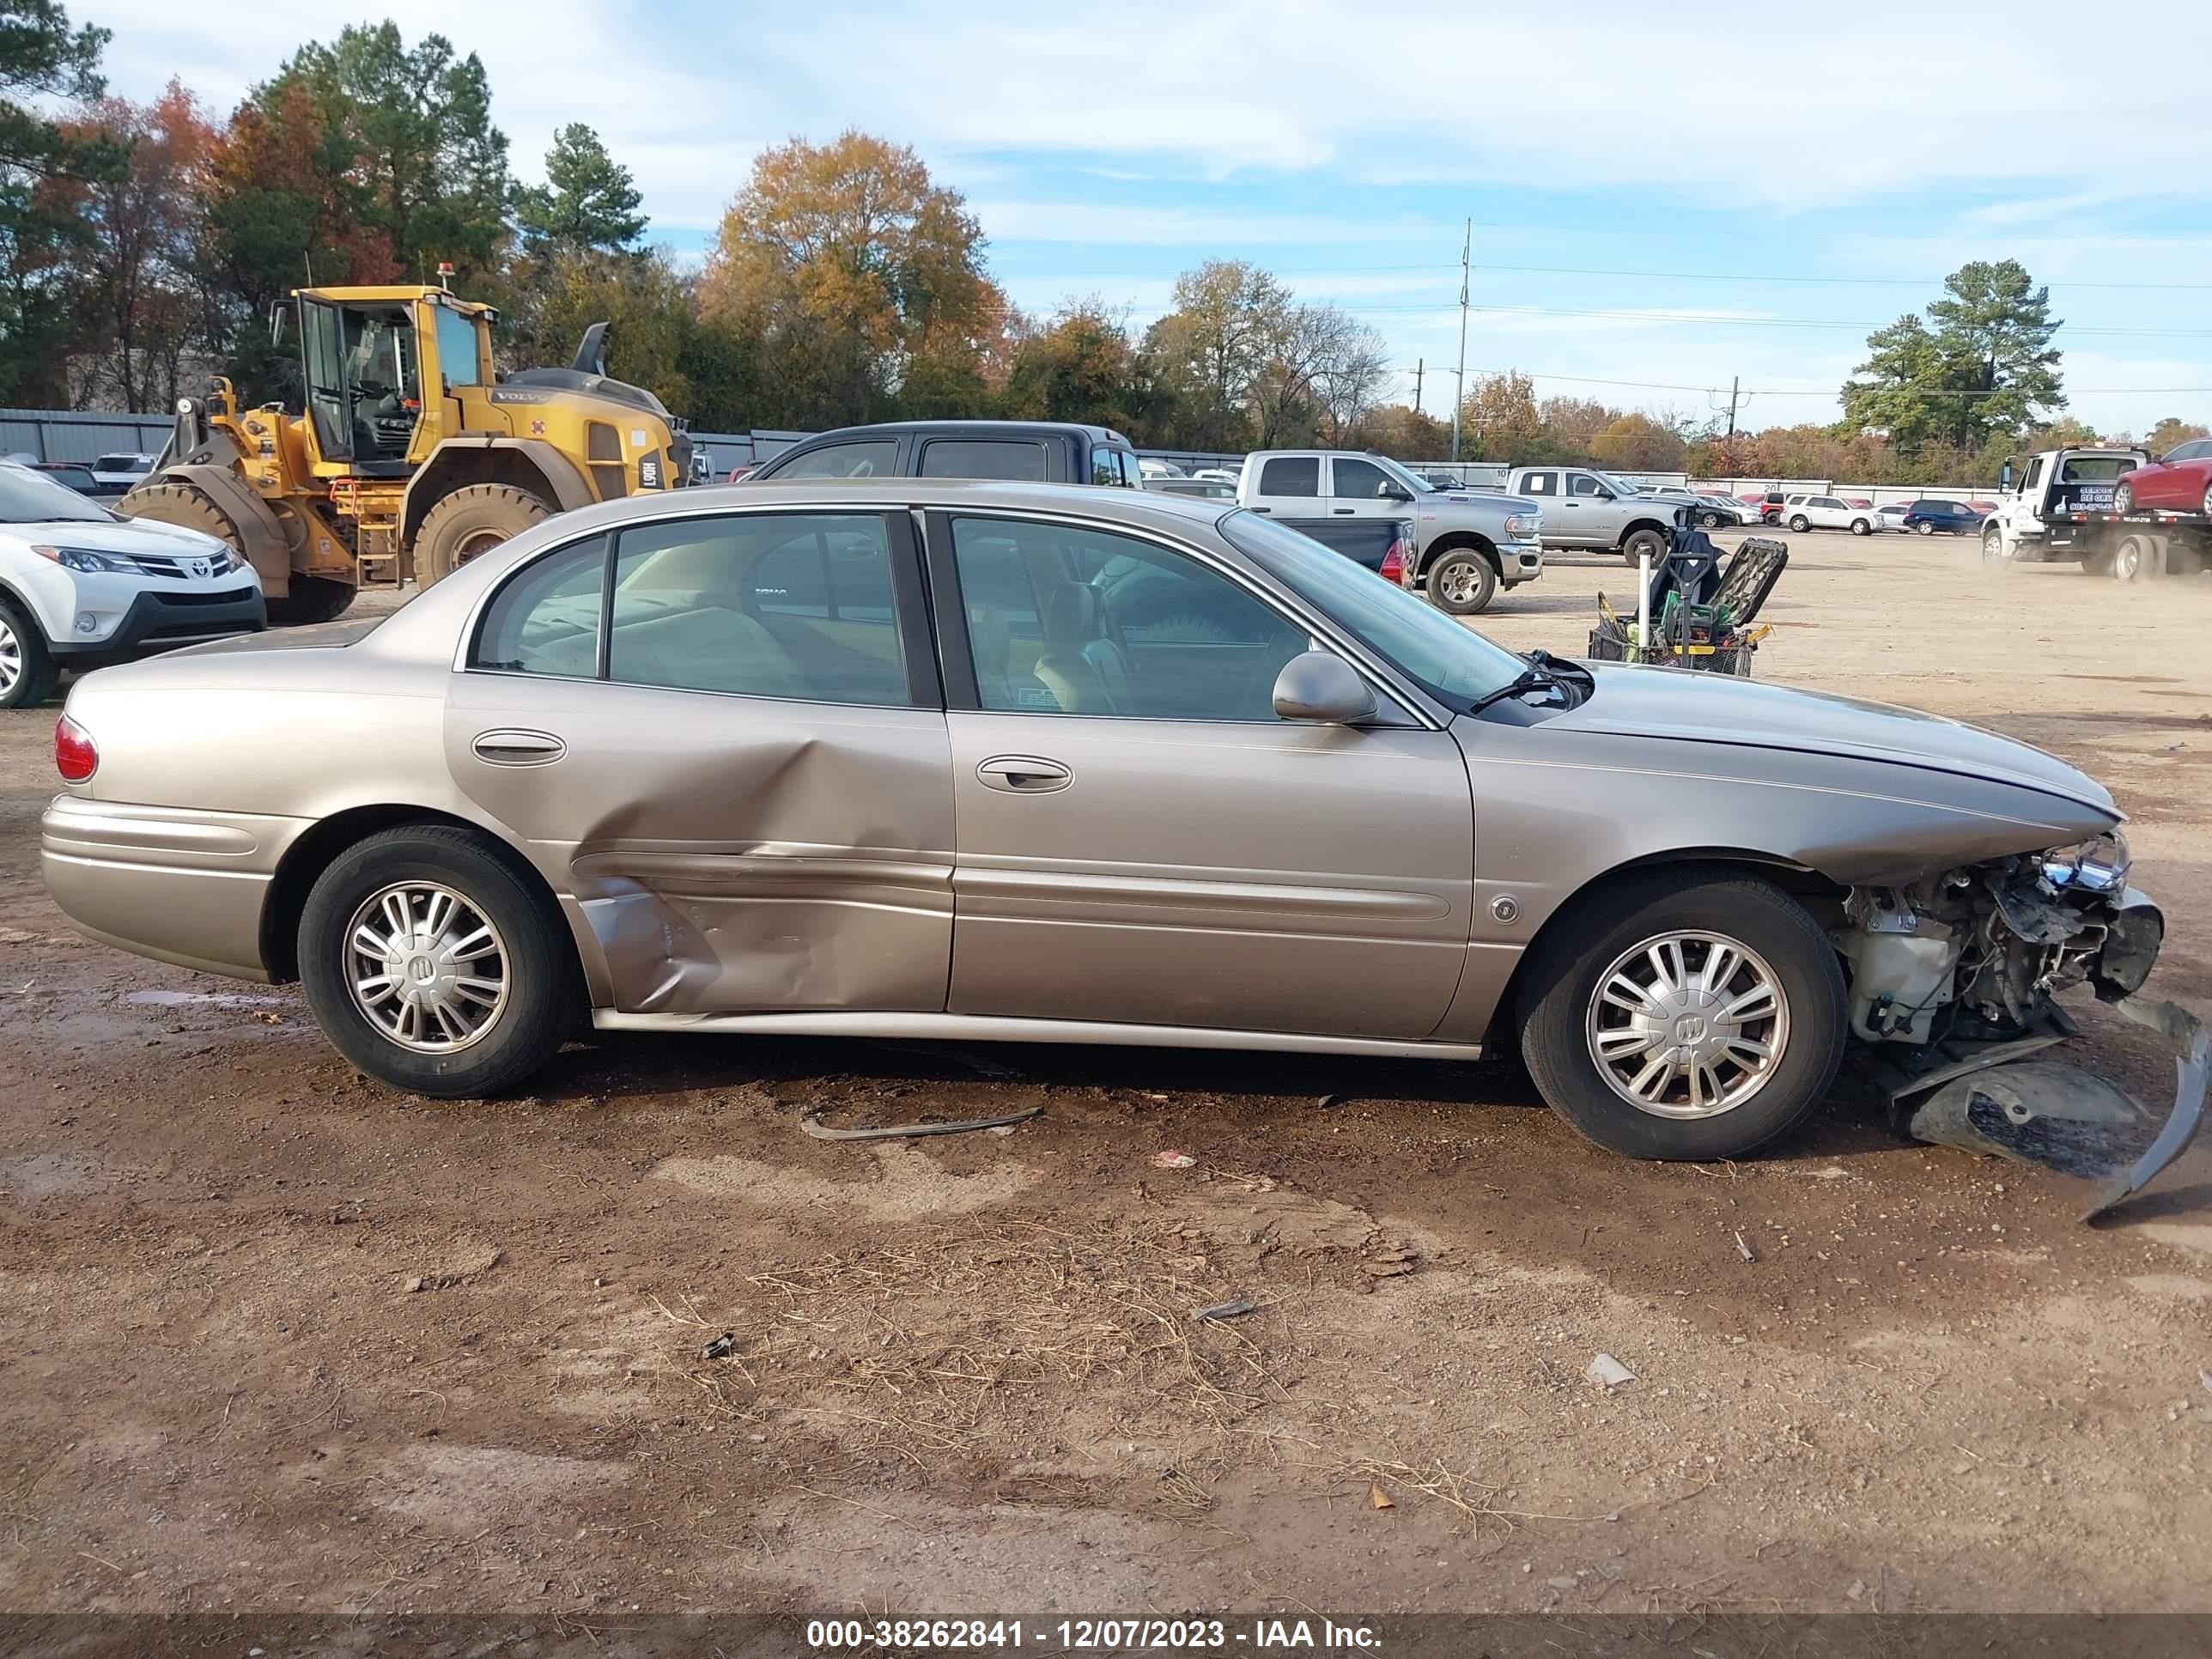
1031,583,1134,714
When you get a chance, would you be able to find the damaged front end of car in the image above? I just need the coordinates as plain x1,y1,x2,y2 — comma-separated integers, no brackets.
1838,833,2206,1218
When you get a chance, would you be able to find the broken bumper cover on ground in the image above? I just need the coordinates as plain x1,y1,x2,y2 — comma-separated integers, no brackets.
1891,997,2209,1221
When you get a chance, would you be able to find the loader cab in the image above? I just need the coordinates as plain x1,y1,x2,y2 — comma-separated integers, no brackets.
290,286,495,477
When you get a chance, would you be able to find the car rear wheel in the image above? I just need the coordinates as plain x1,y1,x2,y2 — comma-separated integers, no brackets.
2202,481,2212,518
1516,870,1846,1161
1915,520,1936,535
0,599,59,711
299,824,580,1097
1427,549,1498,615
1788,514,1811,533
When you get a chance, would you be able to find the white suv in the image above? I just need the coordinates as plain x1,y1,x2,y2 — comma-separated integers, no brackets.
1781,493,1882,536
0,463,266,710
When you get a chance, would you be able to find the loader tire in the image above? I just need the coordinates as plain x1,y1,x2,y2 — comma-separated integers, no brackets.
118,481,243,553
415,484,552,587
269,577,357,626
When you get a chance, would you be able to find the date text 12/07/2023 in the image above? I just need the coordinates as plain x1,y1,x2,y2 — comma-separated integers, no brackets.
804,1617,1383,1649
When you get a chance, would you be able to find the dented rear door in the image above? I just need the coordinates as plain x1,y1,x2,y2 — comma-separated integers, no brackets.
444,510,954,1016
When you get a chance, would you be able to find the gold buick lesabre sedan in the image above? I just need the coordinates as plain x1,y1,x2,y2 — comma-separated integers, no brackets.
37,478,2192,1173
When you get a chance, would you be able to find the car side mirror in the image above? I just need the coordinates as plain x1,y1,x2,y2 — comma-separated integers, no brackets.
1594,487,1614,500
1273,653,1377,726
1999,460,2014,490
1376,481,1412,501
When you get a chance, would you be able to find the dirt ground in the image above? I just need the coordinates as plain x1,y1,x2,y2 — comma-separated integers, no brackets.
3,531,2210,1632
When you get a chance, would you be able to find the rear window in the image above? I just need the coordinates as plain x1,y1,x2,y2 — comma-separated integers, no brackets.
94,453,148,472
919,439,1049,482
2058,457,2136,482
1257,456,1319,497
770,440,899,479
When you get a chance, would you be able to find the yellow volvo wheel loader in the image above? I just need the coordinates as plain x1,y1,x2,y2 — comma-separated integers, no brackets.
121,285,692,624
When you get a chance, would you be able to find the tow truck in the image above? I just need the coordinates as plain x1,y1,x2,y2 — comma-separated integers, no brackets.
1980,445,2210,580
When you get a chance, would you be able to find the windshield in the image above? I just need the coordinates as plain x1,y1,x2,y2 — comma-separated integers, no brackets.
0,465,116,525
1368,454,1437,495
1218,510,1529,708
1590,470,1642,495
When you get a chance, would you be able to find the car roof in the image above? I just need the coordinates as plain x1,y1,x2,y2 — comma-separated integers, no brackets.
550,475,1237,535
775,419,1133,446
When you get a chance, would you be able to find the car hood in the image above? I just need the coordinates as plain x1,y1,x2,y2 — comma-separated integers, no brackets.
1425,491,1540,514
3,515,230,556
1557,664,2115,816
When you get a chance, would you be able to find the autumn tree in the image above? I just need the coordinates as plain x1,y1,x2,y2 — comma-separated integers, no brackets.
1589,412,1687,472
1004,300,1153,431
1455,370,1541,460
0,0,114,403
513,124,645,259
700,131,1007,428
1356,402,1452,459
56,82,214,410
2141,416,2208,459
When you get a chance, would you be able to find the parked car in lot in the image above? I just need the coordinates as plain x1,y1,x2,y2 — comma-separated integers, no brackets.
1504,465,1677,560
0,461,265,709
1241,451,1542,613
2113,437,2212,518
90,452,157,490
42,477,2182,1175
1900,499,1984,536
749,422,1142,488
30,462,121,499
1780,493,1883,535
1690,491,1753,528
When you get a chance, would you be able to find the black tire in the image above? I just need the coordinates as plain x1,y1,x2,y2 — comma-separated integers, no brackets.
2081,549,2115,578
298,823,580,1097
1515,869,1847,1161
1621,526,1668,564
268,576,357,627
1849,518,1871,536
2112,532,2162,581
1427,548,1498,615
1914,520,1936,536
0,599,60,711
1698,509,1724,531
415,483,552,586
1787,514,1811,533
1981,526,2014,566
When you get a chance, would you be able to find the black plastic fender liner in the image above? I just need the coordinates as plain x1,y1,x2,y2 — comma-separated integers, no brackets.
1895,998,2207,1221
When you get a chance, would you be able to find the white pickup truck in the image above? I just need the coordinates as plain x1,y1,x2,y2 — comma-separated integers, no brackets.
1237,450,1543,614
1501,465,1682,562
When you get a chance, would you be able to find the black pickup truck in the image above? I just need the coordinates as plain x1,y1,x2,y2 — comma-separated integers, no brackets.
749,421,1144,487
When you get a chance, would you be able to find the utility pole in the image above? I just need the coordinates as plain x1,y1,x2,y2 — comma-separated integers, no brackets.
1450,218,1470,460
1414,358,1424,416
1708,377,1745,477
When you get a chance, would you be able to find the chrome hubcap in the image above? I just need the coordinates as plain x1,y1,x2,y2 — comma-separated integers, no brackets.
1440,562,1481,603
1585,930,1789,1119
0,618,19,696
345,882,508,1052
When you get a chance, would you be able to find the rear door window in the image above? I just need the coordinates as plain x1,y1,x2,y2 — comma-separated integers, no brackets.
772,440,900,479
605,513,913,706
1519,471,1556,496
1256,456,1320,497
918,439,1050,481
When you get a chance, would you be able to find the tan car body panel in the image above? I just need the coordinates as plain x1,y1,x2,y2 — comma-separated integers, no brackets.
41,477,2123,1059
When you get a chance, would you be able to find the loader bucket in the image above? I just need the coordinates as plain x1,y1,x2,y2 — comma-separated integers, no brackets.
1898,999,2208,1222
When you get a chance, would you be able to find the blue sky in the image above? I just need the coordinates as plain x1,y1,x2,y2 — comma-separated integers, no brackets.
82,0,2212,434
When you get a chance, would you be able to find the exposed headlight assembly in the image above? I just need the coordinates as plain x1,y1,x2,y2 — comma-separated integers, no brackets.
2041,831,2130,893
30,544,135,574
1504,514,1540,538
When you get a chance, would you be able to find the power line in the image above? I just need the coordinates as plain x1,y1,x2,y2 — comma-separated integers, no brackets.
1466,261,2212,294
1411,365,2212,399
1351,301,2212,338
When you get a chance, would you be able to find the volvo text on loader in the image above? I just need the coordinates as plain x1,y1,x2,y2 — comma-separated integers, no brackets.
120,284,692,624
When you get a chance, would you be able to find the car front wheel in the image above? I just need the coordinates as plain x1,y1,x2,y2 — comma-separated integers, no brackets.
1788,514,1811,533
299,824,580,1097
1427,550,1498,614
0,599,59,711
1850,518,1870,536
1516,871,1847,1161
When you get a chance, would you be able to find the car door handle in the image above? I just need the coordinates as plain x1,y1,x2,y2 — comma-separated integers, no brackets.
1250,505,1273,514
1331,507,1354,515
976,755,1073,793
471,728,566,766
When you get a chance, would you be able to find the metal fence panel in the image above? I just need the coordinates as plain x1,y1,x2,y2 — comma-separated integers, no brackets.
0,409,173,465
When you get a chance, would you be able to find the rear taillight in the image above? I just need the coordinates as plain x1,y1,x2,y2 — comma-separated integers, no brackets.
55,715,96,783
1379,538,1406,585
